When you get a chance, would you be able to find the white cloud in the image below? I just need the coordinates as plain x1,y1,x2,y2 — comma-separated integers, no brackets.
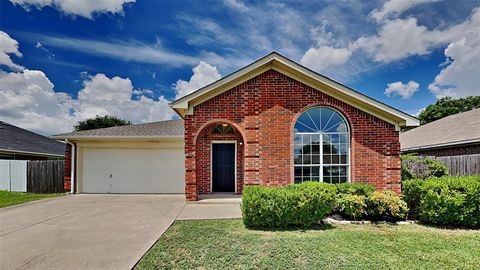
30,34,199,67
369,0,441,22
428,10,480,98
300,46,352,72
384,80,420,99
0,69,75,134
353,7,480,63
74,74,174,124
0,31,24,70
223,0,249,12
174,61,221,99
10,0,135,19
0,70,175,135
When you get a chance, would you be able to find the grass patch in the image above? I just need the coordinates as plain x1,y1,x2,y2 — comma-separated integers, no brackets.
136,219,480,270
0,190,64,208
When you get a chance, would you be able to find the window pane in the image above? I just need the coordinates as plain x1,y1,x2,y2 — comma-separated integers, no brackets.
312,166,320,177
312,155,320,164
320,108,334,131
302,154,311,164
340,155,347,164
323,155,331,164
332,155,339,164
312,144,320,154
339,166,347,176
323,166,331,177
294,144,302,155
295,113,317,132
294,166,302,177
302,167,311,180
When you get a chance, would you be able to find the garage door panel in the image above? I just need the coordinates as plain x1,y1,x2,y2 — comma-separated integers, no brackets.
82,147,184,194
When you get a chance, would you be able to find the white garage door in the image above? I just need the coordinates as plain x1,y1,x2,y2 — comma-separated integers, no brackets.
81,147,184,194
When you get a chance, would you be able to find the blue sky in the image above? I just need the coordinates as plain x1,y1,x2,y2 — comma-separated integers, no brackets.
0,0,479,135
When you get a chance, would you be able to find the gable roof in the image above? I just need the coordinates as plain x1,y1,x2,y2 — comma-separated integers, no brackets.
0,121,65,157
400,109,480,151
50,119,184,140
171,52,419,128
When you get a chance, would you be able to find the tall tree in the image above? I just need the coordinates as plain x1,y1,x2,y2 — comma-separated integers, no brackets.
418,96,480,124
74,115,132,131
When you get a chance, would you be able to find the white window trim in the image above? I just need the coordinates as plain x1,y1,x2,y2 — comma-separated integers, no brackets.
210,140,237,193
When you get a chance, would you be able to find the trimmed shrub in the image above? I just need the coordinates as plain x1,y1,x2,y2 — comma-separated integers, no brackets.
336,183,375,196
336,194,367,220
241,182,337,228
367,191,408,221
403,176,480,227
401,154,448,180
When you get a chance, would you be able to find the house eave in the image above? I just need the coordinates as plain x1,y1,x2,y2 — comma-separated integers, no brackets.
0,148,65,158
49,135,185,141
401,138,480,152
170,52,419,127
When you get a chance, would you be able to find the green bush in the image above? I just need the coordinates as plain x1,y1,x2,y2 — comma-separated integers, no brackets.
336,183,375,196
403,176,480,227
367,191,408,221
336,194,367,220
401,154,448,180
241,182,337,228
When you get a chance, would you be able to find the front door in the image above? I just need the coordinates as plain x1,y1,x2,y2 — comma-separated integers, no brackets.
212,143,235,192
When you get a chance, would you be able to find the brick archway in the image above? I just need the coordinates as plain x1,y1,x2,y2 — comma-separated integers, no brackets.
193,121,245,196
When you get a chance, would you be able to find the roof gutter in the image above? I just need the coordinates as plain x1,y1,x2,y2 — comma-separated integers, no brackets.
0,148,64,158
401,138,480,152
50,135,185,140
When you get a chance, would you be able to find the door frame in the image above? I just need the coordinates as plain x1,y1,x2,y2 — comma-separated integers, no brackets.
210,140,237,193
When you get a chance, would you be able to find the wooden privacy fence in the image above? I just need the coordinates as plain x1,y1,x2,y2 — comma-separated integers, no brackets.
434,154,480,176
403,154,480,177
0,160,64,193
27,160,65,193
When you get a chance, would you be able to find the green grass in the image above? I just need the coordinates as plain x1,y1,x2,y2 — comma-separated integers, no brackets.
136,219,480,270
0,190,64,208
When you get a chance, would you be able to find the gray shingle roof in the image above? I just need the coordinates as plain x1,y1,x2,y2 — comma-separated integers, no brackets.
51,119,184,139
400,109,480,151
0,121,65,156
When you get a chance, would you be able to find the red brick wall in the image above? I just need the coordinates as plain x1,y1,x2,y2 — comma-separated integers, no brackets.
64,144,71,192
63,143,76,193
404,144,480,157
184,70,401,200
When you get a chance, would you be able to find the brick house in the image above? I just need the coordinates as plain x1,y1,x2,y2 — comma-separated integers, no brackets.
401,108,480,157
54,52,418,201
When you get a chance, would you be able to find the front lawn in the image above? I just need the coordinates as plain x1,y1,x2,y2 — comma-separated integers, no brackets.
0,190,64,208
136,219,480,270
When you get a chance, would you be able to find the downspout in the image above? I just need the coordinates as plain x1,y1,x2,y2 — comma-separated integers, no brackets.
65,139,75,194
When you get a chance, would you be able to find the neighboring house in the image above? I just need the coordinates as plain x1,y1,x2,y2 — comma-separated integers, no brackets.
400,109,480,156
52,52,419,200
0,121,65,160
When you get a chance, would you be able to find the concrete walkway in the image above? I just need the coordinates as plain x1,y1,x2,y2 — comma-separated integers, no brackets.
176,195,242,220
0,194,185,270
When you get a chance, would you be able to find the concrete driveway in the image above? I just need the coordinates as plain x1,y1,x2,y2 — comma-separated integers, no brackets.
0,194,185,270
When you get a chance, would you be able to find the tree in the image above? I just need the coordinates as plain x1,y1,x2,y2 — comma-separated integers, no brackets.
74,115,132,131
418,96,480,124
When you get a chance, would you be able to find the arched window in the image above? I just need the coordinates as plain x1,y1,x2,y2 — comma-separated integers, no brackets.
213,124,235,134
293,107,350,184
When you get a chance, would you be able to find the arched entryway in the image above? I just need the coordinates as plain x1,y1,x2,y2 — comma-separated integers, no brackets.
194,121,245,194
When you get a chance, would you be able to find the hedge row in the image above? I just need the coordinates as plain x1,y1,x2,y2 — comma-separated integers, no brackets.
241,182,407,228
403,176,480,228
